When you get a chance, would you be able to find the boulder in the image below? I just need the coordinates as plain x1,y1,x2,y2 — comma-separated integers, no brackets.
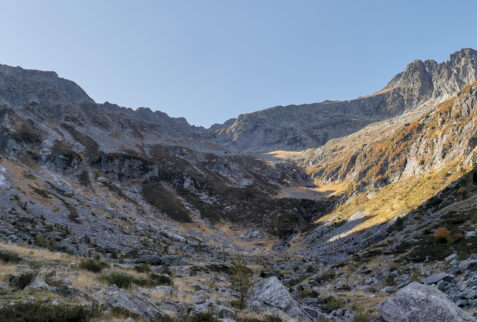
192,300,236,319
365,277,378,285
27,276,53,291
423,273,455,285
153,285,174,298
193,290,210,304
378,282,476,322
95,287,162,321
156,300,188,317
380,286,394,293
465,231,477,239
445,253,458,263
459,260,477,272
160,255,189,266
246,276,313,322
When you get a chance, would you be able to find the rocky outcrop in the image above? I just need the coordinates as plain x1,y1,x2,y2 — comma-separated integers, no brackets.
0,64,93,108
377,282,476,322
246,276,313,322
94,286,163,321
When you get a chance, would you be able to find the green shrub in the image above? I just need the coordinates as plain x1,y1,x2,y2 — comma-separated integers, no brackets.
0,251,22,263
8,272,36,290
132,273,172,288
353,310,371,322
134,263,151,273
186,312,218,322
322,295,344,313
393,216,405,231
0,301,98,322
385,274,395,286
78,170,90,187
29,186,51,198
300,288,320,298
315,271,336,285
229,256,253,309
79,259,109,273
236,317,282,322
103,272,133,289
149,273,172,285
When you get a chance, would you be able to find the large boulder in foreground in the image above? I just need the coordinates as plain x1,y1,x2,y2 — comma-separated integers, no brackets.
94,286,162,321
378,282,476,322
246,276,312,322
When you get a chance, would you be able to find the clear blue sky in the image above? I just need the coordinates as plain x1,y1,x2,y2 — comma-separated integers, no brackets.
1,1,477,127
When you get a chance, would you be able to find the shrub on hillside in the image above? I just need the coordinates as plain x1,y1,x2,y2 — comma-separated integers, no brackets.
103,272,133,289
79,259,109,273
434,228,451,242
0,250,22,263
8,272,36,290
0,301,98,322
229,256,253,309
322,295,344,313
134,263,151,273
132,273,172,288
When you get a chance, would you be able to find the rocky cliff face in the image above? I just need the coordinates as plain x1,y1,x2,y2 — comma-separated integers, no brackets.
296,82,477,192
210,48,477,152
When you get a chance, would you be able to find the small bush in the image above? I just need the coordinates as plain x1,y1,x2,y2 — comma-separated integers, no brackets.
229,256,253,309
353,310,371,322
300,288,320,298
385,274,395,286
452,232,465,242
103,272,133,289
322,295,344,313
133,273,172,288
78,170,90,187
29,186,51,198
8,272,36,290
79,259,109,273
315,271,336,285
149,273,172,285
0,251,22,263
434,228,451,242
187,312,218,322
134,263,151,273
393,216,405,231
0,301,98,322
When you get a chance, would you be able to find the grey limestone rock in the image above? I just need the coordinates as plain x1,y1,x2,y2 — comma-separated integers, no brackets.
378,282,476,322
246,276,313,322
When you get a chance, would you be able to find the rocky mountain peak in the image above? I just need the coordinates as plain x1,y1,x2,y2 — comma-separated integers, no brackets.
209,48,477,152
385,48,477,102
0,64,93,108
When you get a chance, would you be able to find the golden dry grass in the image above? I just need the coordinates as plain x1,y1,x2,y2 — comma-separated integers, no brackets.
0,242,76,263
317,159,470,240
69,270,99,291
0,262,17,281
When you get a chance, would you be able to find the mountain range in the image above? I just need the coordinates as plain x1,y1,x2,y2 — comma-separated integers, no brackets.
0,48,476,321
